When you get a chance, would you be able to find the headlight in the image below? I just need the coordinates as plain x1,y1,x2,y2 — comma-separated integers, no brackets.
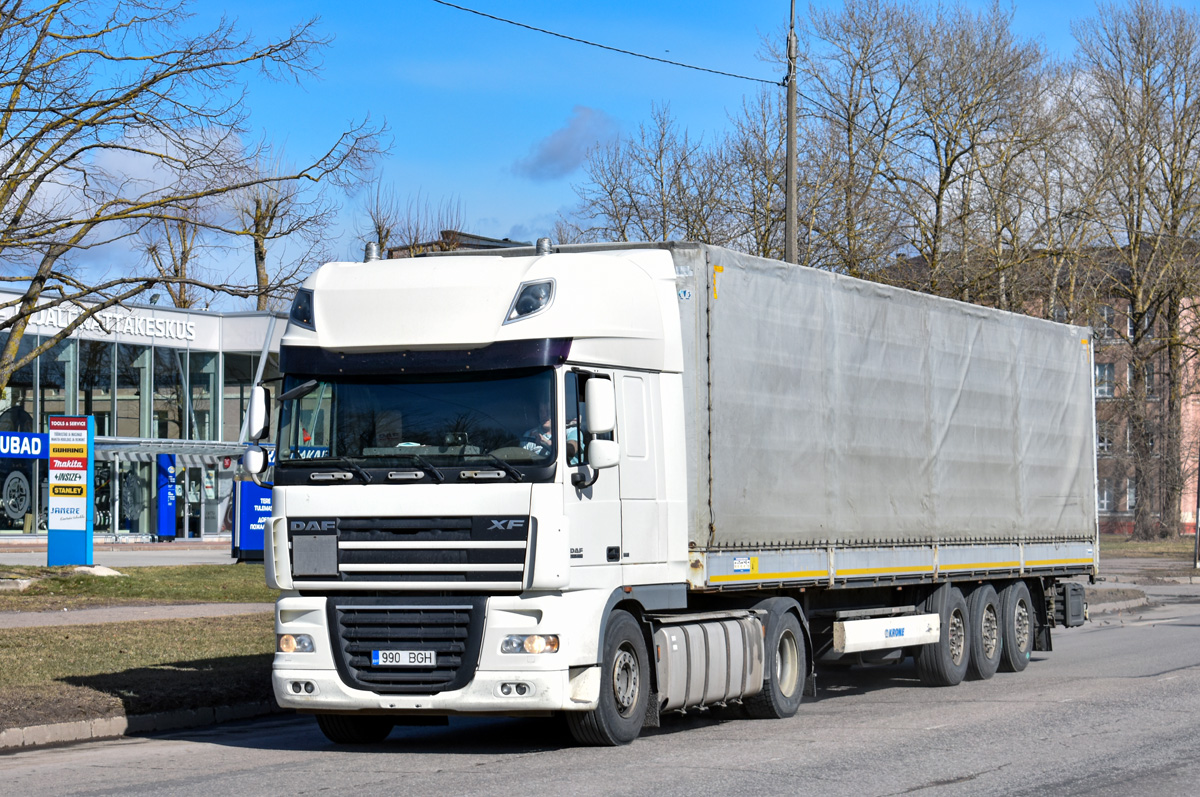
501,634,559,654
278,634,315,653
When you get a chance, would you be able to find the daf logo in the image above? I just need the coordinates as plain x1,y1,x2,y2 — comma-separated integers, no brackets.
488,519,526,531
290,519,336,532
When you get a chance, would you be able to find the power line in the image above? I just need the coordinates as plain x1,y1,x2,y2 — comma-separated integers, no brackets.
429,0,782,86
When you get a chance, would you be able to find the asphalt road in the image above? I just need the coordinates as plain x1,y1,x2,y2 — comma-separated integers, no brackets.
3,585,1198,796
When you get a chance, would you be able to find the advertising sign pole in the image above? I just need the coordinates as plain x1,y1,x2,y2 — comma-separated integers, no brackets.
47,416,94,566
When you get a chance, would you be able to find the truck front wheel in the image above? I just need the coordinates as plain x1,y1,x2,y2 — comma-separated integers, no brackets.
315,713,395,745
567,610,649,746
744,608,805,719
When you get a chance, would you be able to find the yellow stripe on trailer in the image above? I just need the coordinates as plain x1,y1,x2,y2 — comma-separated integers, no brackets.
709,569,826,584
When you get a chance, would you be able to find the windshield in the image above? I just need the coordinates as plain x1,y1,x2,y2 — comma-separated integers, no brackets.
276,368,556,467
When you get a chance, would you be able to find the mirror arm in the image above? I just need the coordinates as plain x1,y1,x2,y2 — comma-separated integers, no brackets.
571,469,599,490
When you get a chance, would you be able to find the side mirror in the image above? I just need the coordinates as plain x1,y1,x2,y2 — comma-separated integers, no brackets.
244,445,269,475
587,439,620,470
246,385,271,442
584,378,615,435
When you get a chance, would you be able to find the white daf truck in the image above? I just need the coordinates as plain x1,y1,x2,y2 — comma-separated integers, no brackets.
243,240,1095,746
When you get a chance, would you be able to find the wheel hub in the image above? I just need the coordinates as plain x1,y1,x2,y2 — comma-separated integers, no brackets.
612,645,640,716
982,605,999,659
948,610,966,665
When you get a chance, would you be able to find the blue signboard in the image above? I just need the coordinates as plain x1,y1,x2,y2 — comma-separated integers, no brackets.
156,454,176,540
0,432,48,459
233,479,271,561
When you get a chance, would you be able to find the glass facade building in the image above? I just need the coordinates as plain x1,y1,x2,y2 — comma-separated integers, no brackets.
0,292,283,538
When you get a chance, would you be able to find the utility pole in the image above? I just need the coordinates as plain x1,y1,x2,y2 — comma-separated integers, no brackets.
785,0,799,265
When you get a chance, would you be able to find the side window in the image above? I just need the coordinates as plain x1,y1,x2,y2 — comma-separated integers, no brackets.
566,371,613,467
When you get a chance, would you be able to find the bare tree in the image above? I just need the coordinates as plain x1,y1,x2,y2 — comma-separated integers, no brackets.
800,0,914,277
385,192,466,258
0,0,383,390
137,203,214,309
1075,0,1200,539
892,1,1045,292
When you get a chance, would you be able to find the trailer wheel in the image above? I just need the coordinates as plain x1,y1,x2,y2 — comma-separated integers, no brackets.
966,584,1001,680
745,609,805,719
567,610,648,746
998,581,1033,672
915,585,970,687
314,713,395,745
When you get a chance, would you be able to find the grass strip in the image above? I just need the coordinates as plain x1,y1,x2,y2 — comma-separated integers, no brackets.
0,614,275,731
1098,534,1197,560
0,564,278,612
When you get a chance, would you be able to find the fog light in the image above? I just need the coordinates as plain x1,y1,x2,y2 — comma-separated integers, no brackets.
501,634,559,654
500,683,512,695
304,682,314,694
291,682,302,693
515,683,528,696
277,634,315,653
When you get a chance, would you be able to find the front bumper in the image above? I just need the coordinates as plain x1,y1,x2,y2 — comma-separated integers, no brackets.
273,590,612,715
273,666,599,714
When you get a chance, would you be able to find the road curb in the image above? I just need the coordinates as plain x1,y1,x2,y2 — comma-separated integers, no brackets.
0,702,288,752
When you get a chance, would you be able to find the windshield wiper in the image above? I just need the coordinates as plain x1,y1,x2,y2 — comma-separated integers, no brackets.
305,456,373,484
473,454,524,482
394,453,445,484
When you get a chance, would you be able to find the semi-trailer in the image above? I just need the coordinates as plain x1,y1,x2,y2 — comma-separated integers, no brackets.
244,240,1095,746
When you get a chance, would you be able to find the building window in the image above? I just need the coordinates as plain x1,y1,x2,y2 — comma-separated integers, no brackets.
1127,479,1137,511
79,340,114,436
1096,305,1116,339
1098,478,1114,512
153,348,187,439
37,338,76,432
1097,423,1112,455
188,352,218,441
1095,363,1115,398
117,344,151,438
1129,307,1155,339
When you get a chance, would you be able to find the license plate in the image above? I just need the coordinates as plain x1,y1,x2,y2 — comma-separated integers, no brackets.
372,649,437,667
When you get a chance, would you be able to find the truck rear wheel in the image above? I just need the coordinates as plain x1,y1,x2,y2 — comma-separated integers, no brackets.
744,608,805,719
998,581,1033,672
315,713,395,745
915,585,970,686
567,610,648,746
966,584,1001,680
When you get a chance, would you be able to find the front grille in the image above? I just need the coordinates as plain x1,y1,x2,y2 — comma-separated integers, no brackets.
290,516,530,589
329,596,487,694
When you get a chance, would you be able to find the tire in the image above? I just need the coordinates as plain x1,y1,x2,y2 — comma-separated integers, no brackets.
966,584,1001,681
2,470,30,521
314,713,395,745
744,608,805,719
566,610,649,746
915,585,970,687
998,581,1034,673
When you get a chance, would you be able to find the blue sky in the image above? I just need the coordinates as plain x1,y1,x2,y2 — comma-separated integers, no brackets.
198,0,1172,261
